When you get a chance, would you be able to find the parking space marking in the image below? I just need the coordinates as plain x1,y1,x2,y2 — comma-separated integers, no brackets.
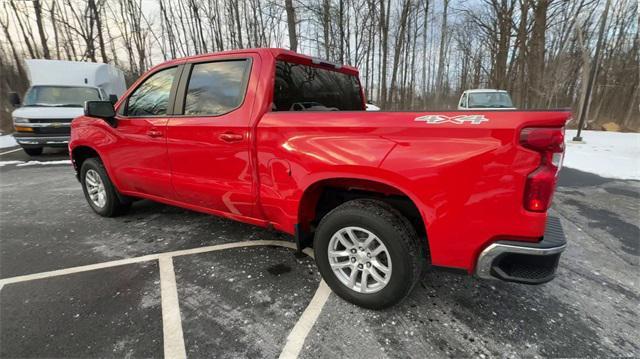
0,240,331,359
279,280,331,359
0,148,22,156
279,247,331,359
0,253,160,287
159,256,187,359
0,240,295,287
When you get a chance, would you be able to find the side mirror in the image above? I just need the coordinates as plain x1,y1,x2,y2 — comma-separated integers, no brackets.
84,101,116,126
108,94,118,105
8,92,20,107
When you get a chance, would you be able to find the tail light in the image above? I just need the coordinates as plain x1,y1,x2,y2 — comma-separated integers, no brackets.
520,127,565,212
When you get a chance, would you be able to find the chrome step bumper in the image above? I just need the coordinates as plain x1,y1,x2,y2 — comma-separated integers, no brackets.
476,216,566,284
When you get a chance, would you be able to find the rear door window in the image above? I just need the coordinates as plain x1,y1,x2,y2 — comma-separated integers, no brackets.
182,60,250,116
273,60,363,111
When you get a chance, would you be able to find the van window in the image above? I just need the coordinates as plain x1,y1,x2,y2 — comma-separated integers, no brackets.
125,67,177,116
183,60,250,116
273,60,363,111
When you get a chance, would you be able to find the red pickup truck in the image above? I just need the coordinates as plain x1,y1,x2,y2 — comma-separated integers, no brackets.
70,48,569,309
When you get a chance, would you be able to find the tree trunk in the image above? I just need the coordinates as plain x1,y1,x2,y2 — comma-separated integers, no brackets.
0,13,27,80
516,0,529,107
421,0,429,108
33,0,50,59
10,0,38,58
528,0,550,107
389,0,412,108
233,0,243,48
89,0,109,63
339,0,345,63
285,0,298,52
379,0,390,107
434,0,448,104
322,0,331,58
49,1,60,59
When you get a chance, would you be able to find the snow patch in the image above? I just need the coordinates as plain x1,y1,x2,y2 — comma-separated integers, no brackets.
0,135,17,149
564,130,640,181
0,160,71,167
16,160,72,167
0,161,23,167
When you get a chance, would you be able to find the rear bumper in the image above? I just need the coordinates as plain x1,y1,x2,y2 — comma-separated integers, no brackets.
14,134,69,147
475,216,566,284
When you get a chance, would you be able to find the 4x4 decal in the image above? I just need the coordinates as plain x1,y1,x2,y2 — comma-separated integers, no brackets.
414,114,489,124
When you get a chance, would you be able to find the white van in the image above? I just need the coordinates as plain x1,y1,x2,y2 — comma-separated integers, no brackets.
9,60,126,156
457,89,516,110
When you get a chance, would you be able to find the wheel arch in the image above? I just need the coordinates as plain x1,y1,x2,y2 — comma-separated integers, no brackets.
72,144,133,206
71,146,100,175
296,175,431,257
70,145,115,186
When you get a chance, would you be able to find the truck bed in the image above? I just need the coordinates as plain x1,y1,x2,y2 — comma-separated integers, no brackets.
256,110,571,270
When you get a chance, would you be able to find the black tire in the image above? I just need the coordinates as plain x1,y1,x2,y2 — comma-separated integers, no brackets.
314,199,424,309
80,158,130,217
23,147,43,156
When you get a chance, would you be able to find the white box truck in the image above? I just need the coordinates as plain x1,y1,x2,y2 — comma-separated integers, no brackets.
8,59,126,156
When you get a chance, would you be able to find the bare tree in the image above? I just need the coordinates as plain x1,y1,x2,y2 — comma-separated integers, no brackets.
285,0,298,51
0,0,637,131
434,0,448,102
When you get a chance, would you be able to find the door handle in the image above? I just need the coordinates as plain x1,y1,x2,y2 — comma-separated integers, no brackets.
146,129,163,138
219,132,244,143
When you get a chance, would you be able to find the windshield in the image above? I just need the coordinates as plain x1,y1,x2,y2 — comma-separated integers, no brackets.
23,86,101,107
468,92,514,108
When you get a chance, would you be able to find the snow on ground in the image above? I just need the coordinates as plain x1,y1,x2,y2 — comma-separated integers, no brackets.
0,161,24,167
16,160,72,167
0,160,71,167
0,135,17,149
564,130,640,181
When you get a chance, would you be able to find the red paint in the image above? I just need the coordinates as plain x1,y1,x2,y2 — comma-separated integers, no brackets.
70,48,570,273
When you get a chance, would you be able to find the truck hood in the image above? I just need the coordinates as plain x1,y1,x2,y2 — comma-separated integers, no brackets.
12,106,84,120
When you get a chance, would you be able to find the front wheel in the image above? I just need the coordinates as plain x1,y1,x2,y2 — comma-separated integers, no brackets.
314,199,424,309
80,158,130,217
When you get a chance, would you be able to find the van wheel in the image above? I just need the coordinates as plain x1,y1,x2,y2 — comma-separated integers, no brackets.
23,147,43,156
314,199,424,309
80,158,130,217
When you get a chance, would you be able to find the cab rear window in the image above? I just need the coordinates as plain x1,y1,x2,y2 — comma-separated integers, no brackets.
273,61,363,111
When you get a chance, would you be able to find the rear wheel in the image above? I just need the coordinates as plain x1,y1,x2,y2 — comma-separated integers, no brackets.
314,199,424,309
23,147,43,156
80,158,130,217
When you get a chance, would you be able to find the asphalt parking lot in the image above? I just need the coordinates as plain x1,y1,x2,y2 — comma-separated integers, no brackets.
1,147,638,358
